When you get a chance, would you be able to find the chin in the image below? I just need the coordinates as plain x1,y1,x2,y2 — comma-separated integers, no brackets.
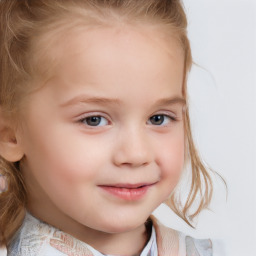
98,213,149,234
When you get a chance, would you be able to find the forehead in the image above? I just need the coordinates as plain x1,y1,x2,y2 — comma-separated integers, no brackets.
54,25,183,81
30,24,185,106
60,24,184,57
34,22,184,69
60,24,184,66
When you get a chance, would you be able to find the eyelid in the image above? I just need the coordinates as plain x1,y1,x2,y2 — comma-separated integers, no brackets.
75,111,110,119
151,110,178,119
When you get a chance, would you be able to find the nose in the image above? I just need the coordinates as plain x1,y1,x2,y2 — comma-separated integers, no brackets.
112,127,153,168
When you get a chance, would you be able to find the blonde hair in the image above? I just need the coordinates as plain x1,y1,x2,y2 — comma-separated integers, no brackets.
0,0,213,246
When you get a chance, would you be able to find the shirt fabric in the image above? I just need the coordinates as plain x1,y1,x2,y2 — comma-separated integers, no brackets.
7,213,212,256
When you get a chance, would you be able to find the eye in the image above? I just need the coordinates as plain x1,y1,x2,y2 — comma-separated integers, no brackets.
148,114,174,126
81,116,109,127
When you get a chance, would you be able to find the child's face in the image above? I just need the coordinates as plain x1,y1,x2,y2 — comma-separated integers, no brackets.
18,26,185,234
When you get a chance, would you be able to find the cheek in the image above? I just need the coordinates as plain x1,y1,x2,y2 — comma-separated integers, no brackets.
21,129,104,194
157,131,185,183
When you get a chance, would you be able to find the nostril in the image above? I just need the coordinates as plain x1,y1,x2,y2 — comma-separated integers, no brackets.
112,133,153,167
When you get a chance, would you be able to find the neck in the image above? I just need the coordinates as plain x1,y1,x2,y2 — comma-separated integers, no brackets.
86,225,149,256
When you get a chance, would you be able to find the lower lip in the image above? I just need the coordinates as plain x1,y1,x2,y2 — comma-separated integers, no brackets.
99,185,152,201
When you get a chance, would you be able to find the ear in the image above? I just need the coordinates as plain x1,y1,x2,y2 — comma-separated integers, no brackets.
0,110,24,162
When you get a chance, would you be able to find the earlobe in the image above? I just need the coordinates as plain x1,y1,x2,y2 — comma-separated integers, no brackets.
0,116,24,163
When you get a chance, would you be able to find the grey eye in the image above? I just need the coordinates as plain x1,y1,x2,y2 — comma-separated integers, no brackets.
82,116,108,126
148,114,175,126
149,115,165,125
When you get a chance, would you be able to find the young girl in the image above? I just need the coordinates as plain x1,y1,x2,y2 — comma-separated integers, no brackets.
0,0,214,255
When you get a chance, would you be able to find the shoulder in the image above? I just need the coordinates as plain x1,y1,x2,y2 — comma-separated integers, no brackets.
151,216,213,256
181,233,213,256
7,213,93,256
7,213,59,256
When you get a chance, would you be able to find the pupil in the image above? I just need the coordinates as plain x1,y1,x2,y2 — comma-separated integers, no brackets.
151,115,164,125
87,116,101,126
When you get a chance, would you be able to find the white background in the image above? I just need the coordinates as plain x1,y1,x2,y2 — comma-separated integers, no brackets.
154,0,256,255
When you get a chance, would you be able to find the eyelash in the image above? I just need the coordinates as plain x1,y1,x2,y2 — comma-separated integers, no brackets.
77,113,177,128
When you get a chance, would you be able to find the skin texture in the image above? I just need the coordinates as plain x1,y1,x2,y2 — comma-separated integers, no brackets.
16,25,185,255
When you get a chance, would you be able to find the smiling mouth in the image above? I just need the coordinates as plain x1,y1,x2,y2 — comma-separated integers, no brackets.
98,183,156,201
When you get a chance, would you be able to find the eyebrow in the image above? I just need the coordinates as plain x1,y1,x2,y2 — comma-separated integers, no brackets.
60,95,186,108
154,97,186,107
60,95,121,108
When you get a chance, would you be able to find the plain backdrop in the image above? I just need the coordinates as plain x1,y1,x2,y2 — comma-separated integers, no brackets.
154,0,256,256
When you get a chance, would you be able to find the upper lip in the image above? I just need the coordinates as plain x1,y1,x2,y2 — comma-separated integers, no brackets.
98,182,157,189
